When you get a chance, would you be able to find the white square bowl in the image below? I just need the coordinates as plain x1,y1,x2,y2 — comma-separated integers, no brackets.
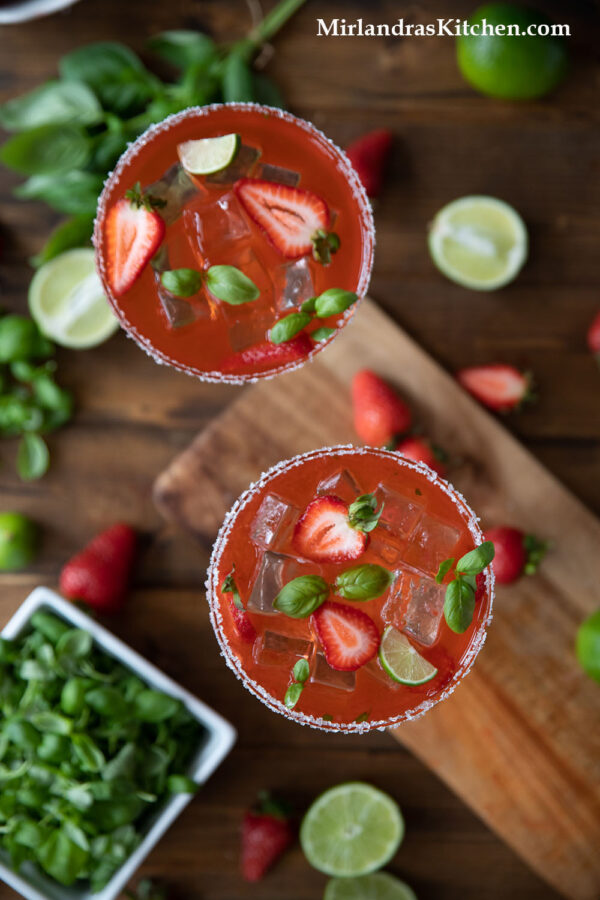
0,586,236,900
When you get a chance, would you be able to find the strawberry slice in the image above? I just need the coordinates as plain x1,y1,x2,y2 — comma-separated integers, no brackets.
293,496,368,563
346,129,393,198
312,601,380,671
456,364,534,413
234,178,338,262
105,184,165,298
220,333,313,374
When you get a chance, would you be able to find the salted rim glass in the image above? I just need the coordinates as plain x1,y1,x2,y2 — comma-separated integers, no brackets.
205,445,495,734
94,103,375,385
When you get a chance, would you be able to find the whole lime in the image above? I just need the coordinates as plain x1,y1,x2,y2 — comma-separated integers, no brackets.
576,610,600,683
457,3,568,100
0,512,38,570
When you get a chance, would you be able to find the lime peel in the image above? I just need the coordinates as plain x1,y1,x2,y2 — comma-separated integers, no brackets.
324,872,418,900
177,133,240,175
379,626,438,686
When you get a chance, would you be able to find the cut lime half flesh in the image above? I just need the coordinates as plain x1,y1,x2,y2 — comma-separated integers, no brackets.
29,248,118,349
177,133,240,175
324,872,418,900
428,195,528,291
300,782,404,877
379,626,438,686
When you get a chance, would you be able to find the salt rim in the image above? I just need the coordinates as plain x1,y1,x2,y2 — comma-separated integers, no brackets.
205,445,495,734
93,103,375,385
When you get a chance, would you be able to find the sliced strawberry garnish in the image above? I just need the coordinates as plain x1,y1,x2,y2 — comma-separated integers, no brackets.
234,178,338,262
220,333,313,374
351,369,412,446
105,184,165,298
293,495,367,563
456,364,533,413
346,129,393,198
312,601,380,671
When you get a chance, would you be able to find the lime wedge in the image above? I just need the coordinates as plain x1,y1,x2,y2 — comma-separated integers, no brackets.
29,248,118,349
428,195,528,291
324,873,417,900
177,133,240,175
300,782,404,877
379,626,438,686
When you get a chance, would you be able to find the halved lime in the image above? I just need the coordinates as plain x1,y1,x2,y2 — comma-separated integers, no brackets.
428,195,528,291
177,133,240,175
324,873,417,900
300,782,404,877
29,248,118,349
379,627,438,686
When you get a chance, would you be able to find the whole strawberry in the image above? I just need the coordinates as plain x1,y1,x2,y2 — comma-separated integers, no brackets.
346,129,393,198
352,369,412,446
484,526,548,585
59,523,137,613
241,792,294,882
394,435,447,477
587,310,600,363
457,364,534,413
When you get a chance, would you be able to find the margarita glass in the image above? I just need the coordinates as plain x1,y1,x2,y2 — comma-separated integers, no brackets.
206,446,494,733
94,104,374,383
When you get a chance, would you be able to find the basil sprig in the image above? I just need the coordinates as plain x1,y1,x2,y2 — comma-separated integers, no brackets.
284,656,310,709
270,312,312,344
314,288,357,318
274,575,329,618
348,493,384,534
160,264,260,305
269,287,358,345
437,541,495,634
160,268,203,298
335,564,393,601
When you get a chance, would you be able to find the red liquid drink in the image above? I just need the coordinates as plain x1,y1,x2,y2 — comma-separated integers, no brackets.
206,447,494,733
94,104,374,383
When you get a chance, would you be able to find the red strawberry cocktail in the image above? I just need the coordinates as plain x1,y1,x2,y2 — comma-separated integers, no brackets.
206,446,495,733
94,104,374,383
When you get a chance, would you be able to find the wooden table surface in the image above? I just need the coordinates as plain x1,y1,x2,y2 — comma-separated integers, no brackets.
0,1,598,898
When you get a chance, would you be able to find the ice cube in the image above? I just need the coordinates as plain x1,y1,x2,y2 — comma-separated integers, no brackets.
404,515,461,577
364,657,400,689
380,570,405,630
257,162,300,187
218,247,276,351
316,469,363,504
184,192,250,266
310,652,356,692
401,570,446,646
247,551,320,615
251,493,300,551
369,534,404,569
275,257,315,312
146,164,198,225
253,631,312,667
205,144,261,185
151,246,206,329
375,484,423,544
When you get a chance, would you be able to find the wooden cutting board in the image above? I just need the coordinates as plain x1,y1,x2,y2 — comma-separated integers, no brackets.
153,299,600,900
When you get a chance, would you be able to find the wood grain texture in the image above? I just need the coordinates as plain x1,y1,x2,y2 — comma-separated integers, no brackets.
154,300,600,900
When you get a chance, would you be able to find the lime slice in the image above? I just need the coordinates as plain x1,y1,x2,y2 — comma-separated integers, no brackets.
379,626,438,686
29,248,118,349
324,873,417,900
428,195,528,291
300,782,404,877
177,133,240,175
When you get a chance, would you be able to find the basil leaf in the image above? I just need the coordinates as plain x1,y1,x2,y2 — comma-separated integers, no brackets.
292,658,310,684
37,830,89,886
435,558,455,584
161,268,203,298
456,541,495,575
284,682,303,709
314,288,358,318
15,171,103,216
274,575,329,618
0,315,50,362
253,72,286,109
17,433,49,481
0,124,91,176
133,689,180,723
311,326,336,342
56,629,92,660
30,711,73,735
31,215,94,267
444,579,476,633
335,564,393,601
206,265,260,305
300,296,317,314
167,774,198,794
148,31,217,70
0,80,103,131
72,733,105,772
85,686,128,719
270,312,311,344
576,609,600,683
60,42,159,116
221,52,255,103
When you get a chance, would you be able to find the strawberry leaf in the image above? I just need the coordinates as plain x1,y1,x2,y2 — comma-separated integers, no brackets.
348,493,383,534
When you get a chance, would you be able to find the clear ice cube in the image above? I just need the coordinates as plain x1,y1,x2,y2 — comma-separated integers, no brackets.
401,570,446,646
310,652,356,692
316,469,363,504
404,515,461,577
375,484,423,544
275,257,315,312
380,570,405,630
247,551,320,615
217,246,276,351
252,631,312,667
251,493,300,551
205,144,261,185
146,164,198,225
256,162,300,187
368,534,404,569
364,657,400,689
184,192,250,266
151,246,206,329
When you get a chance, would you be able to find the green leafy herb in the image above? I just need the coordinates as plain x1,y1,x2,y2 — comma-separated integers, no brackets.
270,312,312,344
348,493,383,534
354,711,369,723
205,265,260,305
147,31,218,70
15,171,104,216
292,658,310,683
300,296,317,314
311,229,341,265
160,268,203,298
454,542,495,575
31,215,95,268
274,575,329,618
335,564,393,601
576,609,600,683
311,326,336,342
314,288,358,318
284,682,303,709
0,124,91,176
442,540,495,633
523,534,549,575
221,565,244,611
221,52,255,103
17,433,49,481
0,81,103,131
124,181,166,211
321,713,334,722
435,558,455,584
